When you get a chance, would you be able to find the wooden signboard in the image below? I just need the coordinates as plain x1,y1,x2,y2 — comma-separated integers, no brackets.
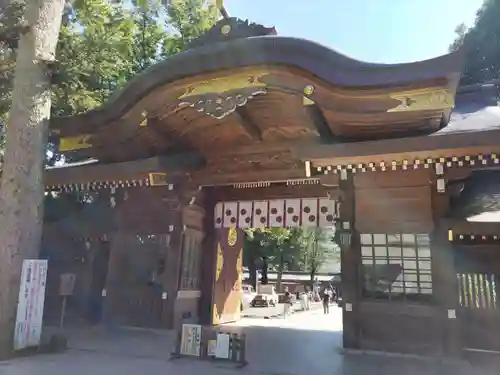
59,273,76,296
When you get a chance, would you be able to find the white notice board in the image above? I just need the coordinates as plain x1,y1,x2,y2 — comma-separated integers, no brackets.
179,324,201,356
13,259,48,350
215,333,230,359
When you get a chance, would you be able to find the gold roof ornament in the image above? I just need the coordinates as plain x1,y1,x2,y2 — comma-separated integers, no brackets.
387,88,455,113
178,70,269,119
59,134,92,152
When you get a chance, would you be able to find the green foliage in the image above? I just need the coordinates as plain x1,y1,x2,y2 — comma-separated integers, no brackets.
243,227,339,291
243,227,338,273
1,0,217,212
0,0,218,120
296,227,338,279
162,0,218,55
450,0,500,85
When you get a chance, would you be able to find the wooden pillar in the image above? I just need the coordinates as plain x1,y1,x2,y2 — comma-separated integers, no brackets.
199,187,217,325
431,173,460,357
337,174,361,349
431,223,460,356
160,207,183,329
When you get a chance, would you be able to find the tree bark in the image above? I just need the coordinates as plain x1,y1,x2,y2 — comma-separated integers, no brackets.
0,0,64,358
276,252,284,292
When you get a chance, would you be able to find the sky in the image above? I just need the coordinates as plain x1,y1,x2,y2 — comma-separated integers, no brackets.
224,0,485,63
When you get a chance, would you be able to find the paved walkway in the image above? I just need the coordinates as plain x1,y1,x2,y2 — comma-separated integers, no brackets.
0,307,498,375
242,301,323,319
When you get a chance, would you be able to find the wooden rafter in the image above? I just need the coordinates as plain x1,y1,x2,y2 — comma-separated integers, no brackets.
234,107,263,141
303,104,335,142
45,153,205,188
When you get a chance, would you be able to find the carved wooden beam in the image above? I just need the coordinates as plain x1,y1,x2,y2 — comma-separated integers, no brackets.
303,104,335,142
213,182,333,201
189,168,308,186
149,117,192,152
45,152,205,187
234,106,263,141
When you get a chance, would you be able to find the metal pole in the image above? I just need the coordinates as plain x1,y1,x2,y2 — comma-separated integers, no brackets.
59,296,67,330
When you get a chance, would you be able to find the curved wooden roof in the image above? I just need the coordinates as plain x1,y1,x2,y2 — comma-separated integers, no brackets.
297,81,500,170
46,18,473,188
49,18,464,165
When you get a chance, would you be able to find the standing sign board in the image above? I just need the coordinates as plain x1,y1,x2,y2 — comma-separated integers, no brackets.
13,259,48,351
59,273,76,296
179,324,201,356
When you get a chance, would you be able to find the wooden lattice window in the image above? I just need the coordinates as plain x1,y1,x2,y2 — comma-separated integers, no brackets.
361,233,433,301
180,230,202,290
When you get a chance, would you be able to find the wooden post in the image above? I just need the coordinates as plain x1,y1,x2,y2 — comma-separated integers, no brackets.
431,225,460,356
59,297,67,329
337,173,361,349
199,187,217,325
58,273,76,331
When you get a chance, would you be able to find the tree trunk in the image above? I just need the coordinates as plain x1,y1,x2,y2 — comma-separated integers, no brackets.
0,0,64,358
309,265,317,288
276,252,284,292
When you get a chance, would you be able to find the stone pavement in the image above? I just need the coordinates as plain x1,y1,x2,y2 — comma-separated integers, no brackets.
0,308,498,375
242,301,323,319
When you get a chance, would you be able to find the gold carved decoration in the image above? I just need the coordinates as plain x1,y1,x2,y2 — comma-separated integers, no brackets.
148,172,168,186
139,110,148,127
59,134,92,152
303,85,314,95
178,71,269,119
215,243,224,281
303,96,314,106
212,304,220,325
227,228,237,246
236,248,243,275
387,88,455,113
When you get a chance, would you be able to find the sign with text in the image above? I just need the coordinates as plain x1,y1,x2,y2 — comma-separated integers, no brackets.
13,259,48,350
179,324,201,356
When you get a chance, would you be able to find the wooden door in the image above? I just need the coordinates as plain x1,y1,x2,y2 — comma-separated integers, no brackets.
107,234,168,328
455,245,500,352
212,228,243,325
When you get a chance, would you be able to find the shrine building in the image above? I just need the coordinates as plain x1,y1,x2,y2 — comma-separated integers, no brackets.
42,17,500,357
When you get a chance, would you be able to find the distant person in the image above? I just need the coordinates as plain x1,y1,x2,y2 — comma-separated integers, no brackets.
322,288,331,314
302,286,311,311
299,290,308,311
283,287,293,319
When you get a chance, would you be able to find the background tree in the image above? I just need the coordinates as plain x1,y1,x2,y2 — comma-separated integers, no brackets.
243,227,339,292
0,0,66,358
162,0,218,55
243,229,266,289
298,227,338,283
450,0,500,85
0,0,217,356
263,228,300,292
